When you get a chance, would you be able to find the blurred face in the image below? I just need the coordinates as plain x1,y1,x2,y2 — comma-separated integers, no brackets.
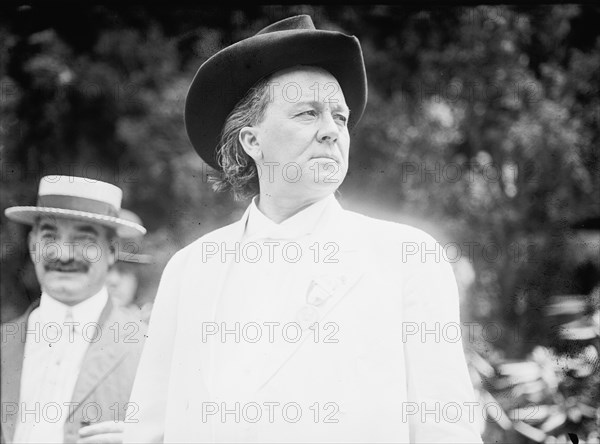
242,66,351,201
106,264,139,307
28,216,115,306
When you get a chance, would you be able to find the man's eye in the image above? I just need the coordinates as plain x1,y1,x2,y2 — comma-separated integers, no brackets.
299,110,317,117
41,233,56,241
77,235,97,243
334,114,348,124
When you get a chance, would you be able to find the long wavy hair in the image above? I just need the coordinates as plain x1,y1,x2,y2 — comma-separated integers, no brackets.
210,76,272,200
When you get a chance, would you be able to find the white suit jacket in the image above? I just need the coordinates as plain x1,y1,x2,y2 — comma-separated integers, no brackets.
124,197,482,443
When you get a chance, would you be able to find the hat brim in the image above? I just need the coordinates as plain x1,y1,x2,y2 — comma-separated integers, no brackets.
116,251,154,264
185,29,367,171
4,206,147,238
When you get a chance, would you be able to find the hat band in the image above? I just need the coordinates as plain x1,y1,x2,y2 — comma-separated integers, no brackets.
37,195,119,218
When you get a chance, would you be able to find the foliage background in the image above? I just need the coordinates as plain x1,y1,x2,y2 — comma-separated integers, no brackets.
1,4,598,442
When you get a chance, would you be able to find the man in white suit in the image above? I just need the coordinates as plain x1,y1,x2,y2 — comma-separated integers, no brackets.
125,15,483,443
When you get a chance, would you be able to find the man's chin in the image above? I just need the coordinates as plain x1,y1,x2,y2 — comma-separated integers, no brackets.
310,172,346,188
42,277,91,304
302,161,347,185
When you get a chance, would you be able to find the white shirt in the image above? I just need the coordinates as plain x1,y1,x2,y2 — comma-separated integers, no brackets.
13,288,109,443
243,194,335,241
209,194,335,441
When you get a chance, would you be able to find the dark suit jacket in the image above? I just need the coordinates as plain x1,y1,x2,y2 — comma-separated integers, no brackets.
1,297,146,443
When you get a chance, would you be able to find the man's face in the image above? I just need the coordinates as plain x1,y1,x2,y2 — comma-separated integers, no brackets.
28,216,115,305
248,66,351,200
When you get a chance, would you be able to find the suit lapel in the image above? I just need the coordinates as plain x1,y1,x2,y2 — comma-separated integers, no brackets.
67,299,128,420
1,300,40,443
180,214,249,392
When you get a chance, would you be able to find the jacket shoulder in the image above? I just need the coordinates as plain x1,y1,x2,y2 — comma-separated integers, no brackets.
160,218,241,268
342,209,441,245
0,313,27,331
0,300,39,341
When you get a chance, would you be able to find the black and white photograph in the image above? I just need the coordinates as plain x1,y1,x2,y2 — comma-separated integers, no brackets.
1,3,598,443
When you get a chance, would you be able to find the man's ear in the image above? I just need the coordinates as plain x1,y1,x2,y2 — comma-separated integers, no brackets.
108,247,116,267
239,127,263,161
107,238,117,267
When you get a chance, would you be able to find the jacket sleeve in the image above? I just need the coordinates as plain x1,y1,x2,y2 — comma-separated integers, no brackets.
122,249,186,443
400,229,483,443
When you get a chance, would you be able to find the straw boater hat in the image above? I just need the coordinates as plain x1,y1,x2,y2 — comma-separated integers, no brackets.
184,14,368,170
4,175,146,238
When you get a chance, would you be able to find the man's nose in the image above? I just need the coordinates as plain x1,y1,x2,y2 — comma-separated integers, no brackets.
56,239,78,262
317,113,339,144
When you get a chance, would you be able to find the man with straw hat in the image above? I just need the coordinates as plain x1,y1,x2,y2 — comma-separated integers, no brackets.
1,175,147,444
126,15,482,443
107,209,155,323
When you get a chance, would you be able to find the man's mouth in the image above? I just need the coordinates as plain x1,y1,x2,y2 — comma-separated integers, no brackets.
311,155,339,162
45,262,88,273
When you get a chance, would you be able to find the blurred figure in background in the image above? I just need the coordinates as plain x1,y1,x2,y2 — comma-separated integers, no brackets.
106,209,154,323
1,175,147,444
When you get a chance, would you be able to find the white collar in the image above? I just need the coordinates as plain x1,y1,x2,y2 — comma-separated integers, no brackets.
38,287,109,326
244,193,337,241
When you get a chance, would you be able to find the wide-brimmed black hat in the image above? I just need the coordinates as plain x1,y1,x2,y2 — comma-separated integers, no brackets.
184,15,368,171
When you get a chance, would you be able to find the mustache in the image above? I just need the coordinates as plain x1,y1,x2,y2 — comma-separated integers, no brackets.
45,260,89,273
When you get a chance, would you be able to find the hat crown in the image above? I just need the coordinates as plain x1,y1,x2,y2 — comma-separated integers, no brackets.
38,175,122,211
255,15,315,35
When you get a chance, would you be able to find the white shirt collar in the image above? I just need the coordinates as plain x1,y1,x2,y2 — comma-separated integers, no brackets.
38,287,109,326
244,193,337,241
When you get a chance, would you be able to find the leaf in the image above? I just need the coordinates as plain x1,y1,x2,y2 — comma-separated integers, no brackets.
540,411,567,433
514,421,547,442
